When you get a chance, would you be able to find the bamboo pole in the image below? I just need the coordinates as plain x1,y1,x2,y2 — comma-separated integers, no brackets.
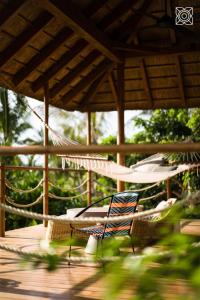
43,83,49,227
0,144,200,155
117,63,125,192
0,165,5,237
87,112,92,205
117,107,125,192
166,178,171,199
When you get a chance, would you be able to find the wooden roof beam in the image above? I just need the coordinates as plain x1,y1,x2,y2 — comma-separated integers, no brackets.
175,55,187,106
0,0,25,28
78,72,108,111
50,50,100,98
84,0,107,17
13,0,106,87
114,0,152,41
140,58,153,107
108,71,119,104
60,59,112,104
32,39,87,92
38,0,122,63
13,27,73,86
121,43,200,57
98,0,137,30
0,11,53,70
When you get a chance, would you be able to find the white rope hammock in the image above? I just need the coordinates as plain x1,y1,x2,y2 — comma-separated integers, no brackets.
27,103,197,184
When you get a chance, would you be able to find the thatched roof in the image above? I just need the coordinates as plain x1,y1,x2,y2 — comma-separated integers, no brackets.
0,0,200,111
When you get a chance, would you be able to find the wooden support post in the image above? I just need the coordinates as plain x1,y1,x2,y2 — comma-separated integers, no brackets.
166,178,171,199
117,63,125,192
87,112,92,205
43,83,49,227
0,165,5,237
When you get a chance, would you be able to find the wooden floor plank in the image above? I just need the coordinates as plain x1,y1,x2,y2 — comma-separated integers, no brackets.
0,223,198,300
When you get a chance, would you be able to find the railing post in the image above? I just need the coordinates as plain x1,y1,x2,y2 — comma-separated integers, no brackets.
43,83,49,227
87,112,92,205
0,165,5,237
166,178,171,199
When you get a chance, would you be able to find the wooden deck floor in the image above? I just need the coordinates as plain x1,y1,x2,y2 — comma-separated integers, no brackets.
0,225,109,300
0,222,199,300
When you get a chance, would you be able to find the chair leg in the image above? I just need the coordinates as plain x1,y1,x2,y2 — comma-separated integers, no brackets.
68,229,73,266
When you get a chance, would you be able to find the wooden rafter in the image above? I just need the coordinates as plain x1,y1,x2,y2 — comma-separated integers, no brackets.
50,50,100,98
108,71,119,104
98,0,137,30
175,55,186,106
13,27,73,86
38,0,121,63
167,0,176,44
114,0,152,41
84,0,107,17
140,58,153,106
120,43,200,57
78,72,108,111
12,0,108,87
0,0,25,28
60,59,112,104
0,11,53,70
32,39,87,92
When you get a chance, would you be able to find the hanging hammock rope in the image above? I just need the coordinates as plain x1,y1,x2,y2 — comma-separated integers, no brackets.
5,194,43,208
48,190,88,200
125,181,162,192
48,178,88,191
5,179,43,194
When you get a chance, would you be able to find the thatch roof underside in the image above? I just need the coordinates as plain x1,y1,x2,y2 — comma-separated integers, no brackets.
0,0,200,112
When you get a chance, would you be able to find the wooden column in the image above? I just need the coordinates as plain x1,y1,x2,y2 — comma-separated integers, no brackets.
0,165,5,237
117,63,125,192
43,83,49,227
87,112,92,205
166,178,171,199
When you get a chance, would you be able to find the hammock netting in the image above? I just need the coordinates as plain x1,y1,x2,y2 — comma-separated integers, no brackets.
29,104,199,184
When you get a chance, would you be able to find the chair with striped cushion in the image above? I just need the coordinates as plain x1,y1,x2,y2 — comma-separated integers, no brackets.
69,192,139,260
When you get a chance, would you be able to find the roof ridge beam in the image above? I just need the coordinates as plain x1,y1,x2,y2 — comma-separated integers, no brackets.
98,0,137,30
38,0,121,63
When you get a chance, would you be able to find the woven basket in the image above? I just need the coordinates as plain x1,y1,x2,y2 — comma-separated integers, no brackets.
46,219,96,241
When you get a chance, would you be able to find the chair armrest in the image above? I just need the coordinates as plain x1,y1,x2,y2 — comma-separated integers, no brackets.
74,194,113,217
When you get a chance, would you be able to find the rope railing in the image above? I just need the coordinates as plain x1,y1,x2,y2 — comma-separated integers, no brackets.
48,178,88,191
125,181,162,192
0,191,199,224
5,194,43,208
5,179,43,193
139,191,166,203
48,190,88,200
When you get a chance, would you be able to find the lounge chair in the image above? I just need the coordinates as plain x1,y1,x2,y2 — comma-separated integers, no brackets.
69,192,139,261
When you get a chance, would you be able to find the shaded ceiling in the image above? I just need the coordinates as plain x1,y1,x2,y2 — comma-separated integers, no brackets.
0,0,200,111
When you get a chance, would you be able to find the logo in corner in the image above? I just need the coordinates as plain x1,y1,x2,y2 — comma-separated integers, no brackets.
175,7,193,25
